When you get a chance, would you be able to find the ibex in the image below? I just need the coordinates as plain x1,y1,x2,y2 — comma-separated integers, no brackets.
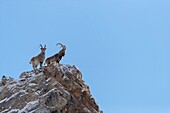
45,43,66,65
1,75,7,86
29,44,46,69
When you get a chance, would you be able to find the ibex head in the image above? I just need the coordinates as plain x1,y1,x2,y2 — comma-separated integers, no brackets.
39,44,46,54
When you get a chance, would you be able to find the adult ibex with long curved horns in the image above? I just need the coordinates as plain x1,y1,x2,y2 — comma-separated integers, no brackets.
29,44,46,69
45,43,66,65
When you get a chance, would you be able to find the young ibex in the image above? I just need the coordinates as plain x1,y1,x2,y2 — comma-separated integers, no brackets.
29,44,46,69
45,43,66,65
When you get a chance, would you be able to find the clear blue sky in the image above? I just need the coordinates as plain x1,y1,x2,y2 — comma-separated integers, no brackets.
0,0,170,113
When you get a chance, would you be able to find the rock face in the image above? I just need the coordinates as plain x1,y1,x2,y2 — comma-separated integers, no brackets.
0,64,102,113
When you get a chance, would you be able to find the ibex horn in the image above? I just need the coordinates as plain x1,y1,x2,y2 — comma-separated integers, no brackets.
40,44,43,48
56,43,64,49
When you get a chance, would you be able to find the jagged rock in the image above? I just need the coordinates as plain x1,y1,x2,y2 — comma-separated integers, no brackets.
0,64,102,113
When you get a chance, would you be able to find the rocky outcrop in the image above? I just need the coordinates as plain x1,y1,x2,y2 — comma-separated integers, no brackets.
0,64,102,113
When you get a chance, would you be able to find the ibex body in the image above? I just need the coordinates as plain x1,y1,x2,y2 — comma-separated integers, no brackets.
30,44,46,69
45,43,66,65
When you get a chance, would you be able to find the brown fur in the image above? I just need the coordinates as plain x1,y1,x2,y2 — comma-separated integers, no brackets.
45,43,66,65
1,75,7,86
30,44,46,69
